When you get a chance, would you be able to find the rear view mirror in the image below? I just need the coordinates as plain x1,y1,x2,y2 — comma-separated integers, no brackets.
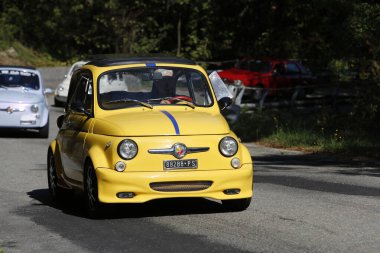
153,72,163,80
141,73,151,81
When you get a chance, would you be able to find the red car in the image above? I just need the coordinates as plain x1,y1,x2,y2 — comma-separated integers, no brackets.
218,58,314,92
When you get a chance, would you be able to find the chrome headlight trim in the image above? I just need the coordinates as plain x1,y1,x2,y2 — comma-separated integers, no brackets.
219,136,238,157
115,161,126,172
117,139,138,160
31,104,39,113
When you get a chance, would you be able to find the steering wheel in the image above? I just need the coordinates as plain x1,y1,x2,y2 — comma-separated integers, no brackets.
169,95,193,103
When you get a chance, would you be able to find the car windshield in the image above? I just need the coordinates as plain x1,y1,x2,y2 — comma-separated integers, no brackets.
0,70,40,90
238,60,272,73
98,67,213,110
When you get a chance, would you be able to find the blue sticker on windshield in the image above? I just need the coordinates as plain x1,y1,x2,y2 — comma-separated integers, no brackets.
146,63,156,67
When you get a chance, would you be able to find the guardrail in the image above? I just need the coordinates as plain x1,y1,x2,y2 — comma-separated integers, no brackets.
222,82,358,124
227,82,357,112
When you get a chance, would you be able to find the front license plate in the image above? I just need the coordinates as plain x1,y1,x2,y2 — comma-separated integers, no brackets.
164,159,198,170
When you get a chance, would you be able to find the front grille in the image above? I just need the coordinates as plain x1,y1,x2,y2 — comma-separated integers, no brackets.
150,181,212,192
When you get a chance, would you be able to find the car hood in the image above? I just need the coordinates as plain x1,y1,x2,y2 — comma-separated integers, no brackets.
0,90,43,103
58,77,71,88
92,109,230,136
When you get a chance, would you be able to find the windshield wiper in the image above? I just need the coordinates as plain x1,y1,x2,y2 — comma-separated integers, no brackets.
104,98,153,109
149,97,195,109
0,84,8,89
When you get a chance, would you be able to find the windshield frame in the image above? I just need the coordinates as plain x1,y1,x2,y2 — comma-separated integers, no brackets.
96,66,215,111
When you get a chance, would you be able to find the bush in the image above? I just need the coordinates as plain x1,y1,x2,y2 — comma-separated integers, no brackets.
232,108,380,158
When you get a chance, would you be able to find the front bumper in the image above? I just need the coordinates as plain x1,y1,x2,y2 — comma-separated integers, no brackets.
54,94,67,103
54,86,68,103
0,102,48,128
96,164,253,203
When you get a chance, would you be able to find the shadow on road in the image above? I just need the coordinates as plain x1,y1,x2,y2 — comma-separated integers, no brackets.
254,175,380,197
252,152,380,176
27,188,233,219
0,129,43,139
19,189,250,253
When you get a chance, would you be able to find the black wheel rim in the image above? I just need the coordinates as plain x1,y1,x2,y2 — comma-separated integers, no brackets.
86,165,97,211
48,154,57,197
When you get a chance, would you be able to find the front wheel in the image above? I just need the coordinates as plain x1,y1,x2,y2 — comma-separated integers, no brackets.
84,161,103,218
47,150,65,202
222,197,251,211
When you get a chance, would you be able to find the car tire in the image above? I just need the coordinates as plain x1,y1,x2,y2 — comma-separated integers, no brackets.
84,161,103,219
222,197,251,211
47,150,66,202
39,118,49,138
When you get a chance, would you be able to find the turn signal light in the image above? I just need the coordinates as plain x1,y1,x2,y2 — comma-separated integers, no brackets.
116,192,135,198
223,189,241,195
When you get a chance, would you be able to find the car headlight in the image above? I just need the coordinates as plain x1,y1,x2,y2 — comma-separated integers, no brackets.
31,104,39,113
219,136,238,157
117,139,138,160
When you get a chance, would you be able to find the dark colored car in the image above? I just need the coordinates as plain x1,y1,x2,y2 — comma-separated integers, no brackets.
218,58,315,92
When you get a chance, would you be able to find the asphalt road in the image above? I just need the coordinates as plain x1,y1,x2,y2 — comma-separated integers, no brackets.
0,95,379,253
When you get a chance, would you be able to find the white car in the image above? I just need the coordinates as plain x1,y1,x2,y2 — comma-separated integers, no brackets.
0,66,49,137
54,61,87,106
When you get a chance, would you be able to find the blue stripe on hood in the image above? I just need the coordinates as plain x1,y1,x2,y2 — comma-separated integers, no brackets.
161,110,180,135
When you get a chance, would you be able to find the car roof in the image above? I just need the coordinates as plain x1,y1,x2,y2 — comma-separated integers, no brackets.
86,57,196,67
0,65,37,70
72,61,88,65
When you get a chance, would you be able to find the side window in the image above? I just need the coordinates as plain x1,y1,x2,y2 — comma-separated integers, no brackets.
190,72,211,106
68,75,93,113
273,63,285,75
286,63,301,75
175,74,191,97
84,79,93,113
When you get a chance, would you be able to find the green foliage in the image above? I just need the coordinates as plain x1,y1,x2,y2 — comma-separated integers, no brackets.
1,0,378,69
232,109,380,158
0,41,62,66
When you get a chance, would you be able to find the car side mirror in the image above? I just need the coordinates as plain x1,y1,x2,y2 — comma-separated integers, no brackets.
44,88,53,94
218,97,232,111
71,103,92,117
57,115,64,129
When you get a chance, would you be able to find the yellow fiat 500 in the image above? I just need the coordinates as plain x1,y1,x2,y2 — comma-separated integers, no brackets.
48,57,253,217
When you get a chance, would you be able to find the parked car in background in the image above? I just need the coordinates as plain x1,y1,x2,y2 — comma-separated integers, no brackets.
0,66,49,137
48,57,253,217
54,61,87,106
218,58,315,97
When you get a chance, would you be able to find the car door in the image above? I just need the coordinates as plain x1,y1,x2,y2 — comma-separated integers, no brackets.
284,62,302,87
59,70,94,184
271,62,286,90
